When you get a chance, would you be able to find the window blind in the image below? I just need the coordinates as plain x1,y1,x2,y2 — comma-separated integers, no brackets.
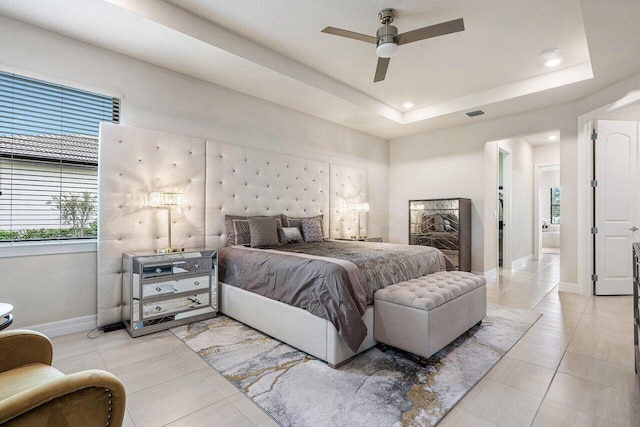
0,71,120,242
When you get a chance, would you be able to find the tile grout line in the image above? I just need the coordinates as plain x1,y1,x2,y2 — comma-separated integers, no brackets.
527,289,590,426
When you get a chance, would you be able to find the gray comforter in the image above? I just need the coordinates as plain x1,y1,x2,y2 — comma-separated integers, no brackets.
219,241,452,352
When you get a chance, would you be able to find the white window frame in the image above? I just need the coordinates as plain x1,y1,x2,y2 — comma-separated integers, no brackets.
0,67,121,255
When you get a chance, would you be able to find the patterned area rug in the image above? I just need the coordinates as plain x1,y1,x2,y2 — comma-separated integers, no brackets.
172,304,541,427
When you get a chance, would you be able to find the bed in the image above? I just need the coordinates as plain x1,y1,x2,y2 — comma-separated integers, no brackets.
219,240,453,367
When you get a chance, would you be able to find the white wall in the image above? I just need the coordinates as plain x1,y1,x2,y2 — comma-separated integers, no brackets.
0,16,389,328
533,143,560,165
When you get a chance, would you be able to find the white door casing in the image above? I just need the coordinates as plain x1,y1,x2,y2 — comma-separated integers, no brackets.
594,120,638,295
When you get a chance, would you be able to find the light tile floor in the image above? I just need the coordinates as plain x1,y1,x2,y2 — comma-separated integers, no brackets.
49,253,640,426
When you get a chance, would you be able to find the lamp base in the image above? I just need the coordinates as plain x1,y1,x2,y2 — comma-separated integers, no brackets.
154,247,185,254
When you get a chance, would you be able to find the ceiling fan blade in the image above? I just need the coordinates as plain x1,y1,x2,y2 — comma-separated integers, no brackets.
396,18,464,45
374,57,390,82
321,27,377,44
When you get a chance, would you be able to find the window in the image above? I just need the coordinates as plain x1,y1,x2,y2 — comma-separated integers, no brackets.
0,71,120,242
550,187,560,224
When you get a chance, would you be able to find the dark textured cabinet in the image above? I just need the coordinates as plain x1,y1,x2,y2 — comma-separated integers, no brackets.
409,198,472,271
633,244,640,382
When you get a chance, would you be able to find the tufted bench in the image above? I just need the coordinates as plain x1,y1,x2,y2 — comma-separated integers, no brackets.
374,271,487,363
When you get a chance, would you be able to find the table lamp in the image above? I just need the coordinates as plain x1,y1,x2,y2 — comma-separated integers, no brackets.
348,202,370,238
149,192,187,253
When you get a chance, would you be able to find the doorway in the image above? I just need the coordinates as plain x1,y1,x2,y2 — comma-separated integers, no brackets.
591,119,639,295
537,164,560,256
497,147,511,269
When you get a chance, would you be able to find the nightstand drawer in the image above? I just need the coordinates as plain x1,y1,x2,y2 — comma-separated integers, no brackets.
142,283,174,298
173,275,209,293
141,275,209,298
142,292,210,317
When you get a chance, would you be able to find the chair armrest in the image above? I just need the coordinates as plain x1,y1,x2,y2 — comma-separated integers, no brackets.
0,330,53,373
0,369,126,427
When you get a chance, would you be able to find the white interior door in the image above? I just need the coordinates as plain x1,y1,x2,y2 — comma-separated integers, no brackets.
595,120,638,295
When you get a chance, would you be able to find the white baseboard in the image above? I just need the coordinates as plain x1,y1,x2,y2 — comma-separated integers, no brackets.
511,254,533,269
24,314,97,338
475,268,497,280
558,282,581,294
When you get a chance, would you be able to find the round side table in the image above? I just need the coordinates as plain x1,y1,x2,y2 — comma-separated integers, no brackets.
0,303,13,331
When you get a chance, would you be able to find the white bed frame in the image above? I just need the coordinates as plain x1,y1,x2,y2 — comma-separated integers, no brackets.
219,282,376,367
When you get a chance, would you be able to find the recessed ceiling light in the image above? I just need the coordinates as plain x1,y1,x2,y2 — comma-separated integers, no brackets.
542,48,562,68
403,102,414,109
548,135,557,141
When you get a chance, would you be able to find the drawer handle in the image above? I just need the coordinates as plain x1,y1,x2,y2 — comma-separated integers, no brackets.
155,268,162,274
194,281,200,286
194,263,199,269
155,306,162,311
188,297,201,305
155,287,162,292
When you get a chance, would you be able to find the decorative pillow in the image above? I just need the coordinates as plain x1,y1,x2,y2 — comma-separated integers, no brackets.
277,226,287,245
282,214,324,235
225,214,282,246
282,226,304,243
301,217,323,243
443,218,452,231
225,215,249,246
433,214,445,232
248,216,279,248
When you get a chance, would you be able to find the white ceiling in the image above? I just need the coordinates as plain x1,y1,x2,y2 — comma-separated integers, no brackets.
523,131,561,146
0,0,639,140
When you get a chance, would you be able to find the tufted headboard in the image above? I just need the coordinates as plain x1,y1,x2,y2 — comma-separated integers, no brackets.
97,124,366,327
204,140,329,248
329,164,367,239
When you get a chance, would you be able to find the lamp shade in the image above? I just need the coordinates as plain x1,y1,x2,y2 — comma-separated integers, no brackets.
148,192,187,207
348,202,370,212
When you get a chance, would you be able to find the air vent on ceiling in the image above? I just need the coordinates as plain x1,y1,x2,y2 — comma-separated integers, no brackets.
465,109,485,118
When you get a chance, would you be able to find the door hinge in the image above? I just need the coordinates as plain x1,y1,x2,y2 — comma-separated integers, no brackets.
591,227,598,234
591,274,598,282
590,179,598,188
591,130,598,141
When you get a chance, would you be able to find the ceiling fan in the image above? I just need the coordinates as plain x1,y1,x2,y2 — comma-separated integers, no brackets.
322,8,465,82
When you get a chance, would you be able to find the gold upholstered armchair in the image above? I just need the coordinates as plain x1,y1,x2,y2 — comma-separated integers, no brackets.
0,330,126,426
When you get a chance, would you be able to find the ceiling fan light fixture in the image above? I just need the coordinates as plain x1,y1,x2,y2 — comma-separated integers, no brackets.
376,42,399,58
376,23,398,58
